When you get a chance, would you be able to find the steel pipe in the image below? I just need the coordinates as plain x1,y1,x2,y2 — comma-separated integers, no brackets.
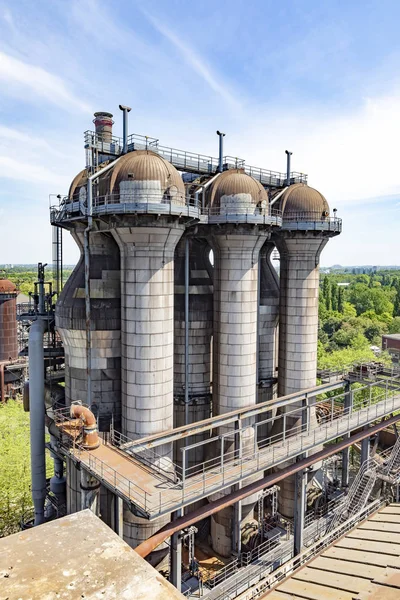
134,412,400,557
29,318,47,526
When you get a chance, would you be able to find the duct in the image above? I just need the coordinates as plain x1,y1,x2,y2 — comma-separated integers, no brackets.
119,105,132,154
134,413,400,558
216,130,225,173
184,237,189,428
23,381,65,412
70,404,100,450
269,186,288,208
285,150,292,186
194,172,221,211
29,318,47,526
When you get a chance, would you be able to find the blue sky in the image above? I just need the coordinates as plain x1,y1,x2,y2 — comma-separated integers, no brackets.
0,0,400,266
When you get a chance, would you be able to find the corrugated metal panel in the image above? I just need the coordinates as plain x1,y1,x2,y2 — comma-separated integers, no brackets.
68,168,88,200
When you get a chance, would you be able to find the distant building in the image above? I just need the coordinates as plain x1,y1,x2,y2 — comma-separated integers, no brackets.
382,334,400,363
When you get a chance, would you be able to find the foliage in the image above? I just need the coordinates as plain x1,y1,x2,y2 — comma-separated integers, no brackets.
318,270,400,371
0,399,52,537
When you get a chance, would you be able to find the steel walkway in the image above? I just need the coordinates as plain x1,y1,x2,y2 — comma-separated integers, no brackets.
56,379,400,519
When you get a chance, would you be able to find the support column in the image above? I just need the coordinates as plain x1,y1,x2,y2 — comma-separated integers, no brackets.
294,397,308,555
209,230,267,557
273,234,328,518
361,428,370,464
112,223,184,553
170,509,183,591
80,468,100,514
112,494,124,538
342,382,353,488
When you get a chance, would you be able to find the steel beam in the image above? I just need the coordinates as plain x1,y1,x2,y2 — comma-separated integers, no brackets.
170,509,183,592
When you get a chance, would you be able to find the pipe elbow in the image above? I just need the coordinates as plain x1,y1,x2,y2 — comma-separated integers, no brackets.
70,404,100,450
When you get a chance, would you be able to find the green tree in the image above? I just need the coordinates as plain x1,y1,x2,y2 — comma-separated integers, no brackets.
337,287,344,313
389,317,400,334
323,277,332,311
331,283,338,312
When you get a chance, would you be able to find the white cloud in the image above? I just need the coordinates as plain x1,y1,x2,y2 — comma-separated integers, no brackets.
0,156,70,186
142,11,242,113
0,51,92,114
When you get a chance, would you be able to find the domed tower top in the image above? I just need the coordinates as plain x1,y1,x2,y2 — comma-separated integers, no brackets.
68,169,88,201
97,150,185,205
280,183,330,221
207,169,269,219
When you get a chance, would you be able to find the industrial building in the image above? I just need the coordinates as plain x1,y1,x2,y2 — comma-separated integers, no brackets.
19,106,400,598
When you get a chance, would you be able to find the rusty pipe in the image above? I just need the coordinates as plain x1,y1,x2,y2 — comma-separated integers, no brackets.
70,404,100,449
135,412,400,557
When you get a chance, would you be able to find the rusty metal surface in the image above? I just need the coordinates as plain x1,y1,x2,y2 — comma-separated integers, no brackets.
262,503,400,599
0,510,184,600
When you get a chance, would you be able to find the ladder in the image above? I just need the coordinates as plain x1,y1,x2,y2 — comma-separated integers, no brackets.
328,458,377,533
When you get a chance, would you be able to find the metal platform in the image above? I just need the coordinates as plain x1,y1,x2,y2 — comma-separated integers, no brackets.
55,376,400,519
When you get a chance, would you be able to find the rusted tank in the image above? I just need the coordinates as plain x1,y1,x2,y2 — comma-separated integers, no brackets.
0,278,18,362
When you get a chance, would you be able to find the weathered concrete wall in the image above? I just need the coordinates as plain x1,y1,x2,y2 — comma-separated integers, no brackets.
56,228,121,431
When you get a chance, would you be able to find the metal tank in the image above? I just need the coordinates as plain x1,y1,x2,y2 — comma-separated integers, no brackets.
273,183,341,517
173,236,213,470
0,278,18,362
205,170,275,557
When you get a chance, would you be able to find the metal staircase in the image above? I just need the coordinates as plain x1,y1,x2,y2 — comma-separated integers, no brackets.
383,434,400,478
328,458,377,533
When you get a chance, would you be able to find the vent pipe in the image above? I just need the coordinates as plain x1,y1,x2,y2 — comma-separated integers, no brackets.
119,105,132,154
285,150,292,186
93,112,114,143
216,130,225,172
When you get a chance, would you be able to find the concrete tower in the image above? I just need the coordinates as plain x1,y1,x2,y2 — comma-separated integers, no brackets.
0,278,18,362
93,150,195,556
273,183,341,517
56,172,121,432
173,237,213,470
206,170,275,557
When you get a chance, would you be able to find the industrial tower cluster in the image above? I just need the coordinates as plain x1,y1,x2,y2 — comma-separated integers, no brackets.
45,107,342,564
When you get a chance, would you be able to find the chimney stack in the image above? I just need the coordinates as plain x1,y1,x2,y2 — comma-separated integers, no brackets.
93,112,114,143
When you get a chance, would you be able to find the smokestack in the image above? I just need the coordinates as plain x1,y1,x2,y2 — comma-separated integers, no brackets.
119,105,132,154
93,112,114,143
285,150,292,186
216,130,225,173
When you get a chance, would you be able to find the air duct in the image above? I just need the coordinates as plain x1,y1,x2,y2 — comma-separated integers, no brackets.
285,149,292,186
216,130,225,173
119,105,132,154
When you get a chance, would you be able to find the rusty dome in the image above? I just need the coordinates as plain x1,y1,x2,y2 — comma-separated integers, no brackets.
95,150,185,204
0,279,17,294
280,183,329,220
208,169,269,213
68,169,88,201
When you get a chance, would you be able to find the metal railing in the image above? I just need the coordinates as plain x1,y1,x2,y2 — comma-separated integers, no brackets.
84,129,308,185
282,213,342,232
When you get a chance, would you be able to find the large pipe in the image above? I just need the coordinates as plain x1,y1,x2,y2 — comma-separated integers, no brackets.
70,404,100,449
216,130,225,173
119,105,132,154
29,318,46,526
285,150,292,186
184,236,190,428
134,412,400,558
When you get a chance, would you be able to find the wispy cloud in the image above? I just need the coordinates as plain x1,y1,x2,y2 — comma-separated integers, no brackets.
142,10,242,112
0,51,92,114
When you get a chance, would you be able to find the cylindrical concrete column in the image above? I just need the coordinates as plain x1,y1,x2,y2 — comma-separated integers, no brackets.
210,230,267,557
56,228,121,431
112,223,184,550
174,238,213,470
273,233,328,517
66,457,80,515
